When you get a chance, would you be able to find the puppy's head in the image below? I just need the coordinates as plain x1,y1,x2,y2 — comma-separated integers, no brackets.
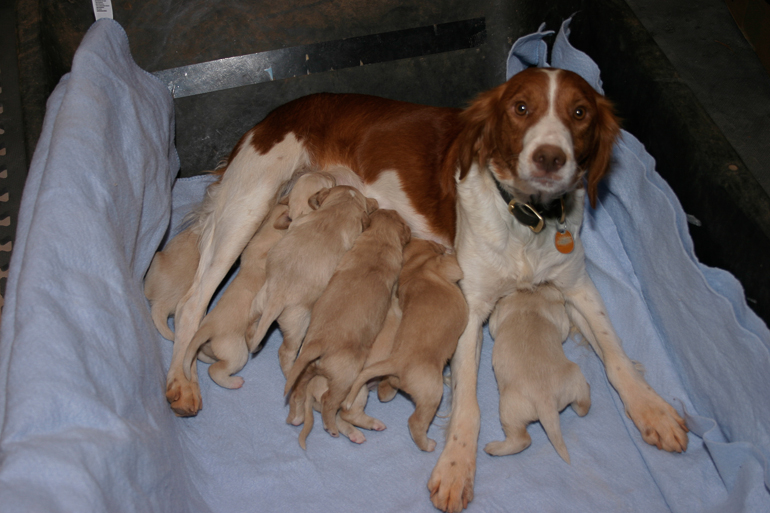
308,187,332,210
288,172,337,220
458,67,620,207
370,209,412,246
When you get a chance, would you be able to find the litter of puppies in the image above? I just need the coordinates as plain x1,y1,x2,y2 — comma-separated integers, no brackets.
146,171,589,458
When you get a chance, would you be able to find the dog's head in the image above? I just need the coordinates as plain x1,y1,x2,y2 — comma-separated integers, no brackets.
458,67,620,207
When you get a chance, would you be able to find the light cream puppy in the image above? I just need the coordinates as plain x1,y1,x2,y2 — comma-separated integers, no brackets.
144,227,203,344
181,203,291,388
285,170,337,224
285,209,411,445
344,239,467,452
271,171,337,375
248,186,379,370
485,283,591,463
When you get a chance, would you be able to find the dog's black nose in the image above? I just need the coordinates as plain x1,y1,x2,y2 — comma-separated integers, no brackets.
532,145,566,174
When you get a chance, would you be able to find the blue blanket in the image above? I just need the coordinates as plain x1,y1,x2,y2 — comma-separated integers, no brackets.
1,19,768,513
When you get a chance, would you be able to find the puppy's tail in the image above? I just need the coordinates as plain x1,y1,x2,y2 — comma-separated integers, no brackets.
151,302,176,341
284,342,324,396
297,373,315,450
343,359,398,411
538,403,570,464
246,289,281,353
182,321,214,380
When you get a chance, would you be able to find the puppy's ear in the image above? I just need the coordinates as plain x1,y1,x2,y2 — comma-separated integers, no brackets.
278,195,290,206
457,85,504,182
584,95,620,209
273,213,292,230
309,187,331,210
361,212,372,232
365,197,379,215
437,254,463,283
400,222,412,246
428,240,446,255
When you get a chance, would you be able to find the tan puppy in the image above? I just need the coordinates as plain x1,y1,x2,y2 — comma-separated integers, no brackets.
344,239,467,452
286,290,402,448
285,209,411,444
285,171,337,224
248,186,379,370
485,284,591,463
181,203,291,388
144,227,202,344
272,171,337,375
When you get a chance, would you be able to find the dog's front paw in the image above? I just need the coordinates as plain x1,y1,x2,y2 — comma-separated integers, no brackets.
166,378,202,417
428,447,475,512
627,391,688,453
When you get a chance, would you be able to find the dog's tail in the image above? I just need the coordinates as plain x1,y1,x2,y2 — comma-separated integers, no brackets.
151,302,176,341
343,359,398,411
182,320,215,380
297,372,316,450
538,403,570,464
246,289,281,354
284,342,324,396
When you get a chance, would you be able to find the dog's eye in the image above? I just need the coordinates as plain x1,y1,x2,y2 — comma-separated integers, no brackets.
515,102,528,116
574,107,586,120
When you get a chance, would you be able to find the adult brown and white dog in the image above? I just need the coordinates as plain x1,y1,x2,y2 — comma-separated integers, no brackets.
165,67,689,512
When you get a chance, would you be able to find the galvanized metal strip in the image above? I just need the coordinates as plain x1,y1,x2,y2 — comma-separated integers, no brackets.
154,18,486,98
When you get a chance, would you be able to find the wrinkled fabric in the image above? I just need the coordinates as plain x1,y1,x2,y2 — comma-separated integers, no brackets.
1,17,768,513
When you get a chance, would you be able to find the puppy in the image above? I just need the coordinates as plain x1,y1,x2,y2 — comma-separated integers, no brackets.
285,209,411,445
344,239,467,452
285,170,337,224
484,284,591,463
286,288,402,446
247,186,379,370
144,227,201,343
181,203,291,388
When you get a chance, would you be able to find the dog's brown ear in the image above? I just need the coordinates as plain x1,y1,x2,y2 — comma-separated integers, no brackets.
309,187,331,210
457,86,503,182
365,197,379,215
273,213,292,230
584,95,620,208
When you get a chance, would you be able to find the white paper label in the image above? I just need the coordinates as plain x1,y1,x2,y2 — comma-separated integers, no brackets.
92,0,114,20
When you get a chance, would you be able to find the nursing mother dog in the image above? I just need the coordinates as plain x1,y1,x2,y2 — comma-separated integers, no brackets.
166,67,689,512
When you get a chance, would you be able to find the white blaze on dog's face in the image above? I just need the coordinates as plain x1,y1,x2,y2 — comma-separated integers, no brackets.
514,69,578,201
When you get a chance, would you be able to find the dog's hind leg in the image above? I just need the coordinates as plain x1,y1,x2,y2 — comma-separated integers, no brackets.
340,385,386,431
378,377,399,402
335,413,366,444
207,335,249,389
484,391,532,456
166,133,309,416
277,305,312,378
405,369,444,452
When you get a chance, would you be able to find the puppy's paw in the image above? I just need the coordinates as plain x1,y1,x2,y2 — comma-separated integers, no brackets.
210,373,244,390
627,391,689,453
346,430,366,444
428,448,475,512
371,419,386,431
166,378,202,417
